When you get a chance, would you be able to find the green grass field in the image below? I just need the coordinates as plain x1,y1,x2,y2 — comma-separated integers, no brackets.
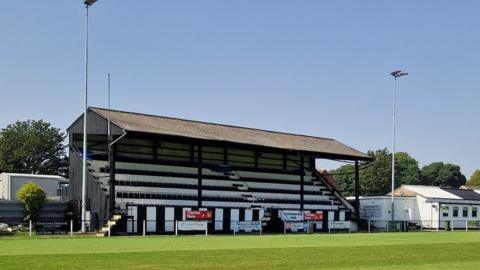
1,232,479,269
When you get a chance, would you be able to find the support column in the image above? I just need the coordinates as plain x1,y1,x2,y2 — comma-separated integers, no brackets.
354,160,360,220
108,140,116,216
223,147,228,165
300,156,305,211
198,145,203,208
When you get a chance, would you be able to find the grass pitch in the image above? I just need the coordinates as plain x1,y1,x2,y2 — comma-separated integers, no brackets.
1,232,479,269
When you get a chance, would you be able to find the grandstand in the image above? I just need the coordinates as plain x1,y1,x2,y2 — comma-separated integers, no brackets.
67,107,372,234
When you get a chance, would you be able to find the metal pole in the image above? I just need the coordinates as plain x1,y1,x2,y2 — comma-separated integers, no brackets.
354,160,360,221
143,220,146,237
391,76,397,222
70,219,73,236
107,73,111,134
81,4,90,233
29,219,32,238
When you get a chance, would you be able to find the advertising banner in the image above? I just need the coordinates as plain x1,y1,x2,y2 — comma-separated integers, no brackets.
362,204,382,218
304,212,323,221
35,222,68,235
279,210,303,221
177,221,208,231
285,222,307,232
185,210,213,220
328,221,351,229
233,221,262,232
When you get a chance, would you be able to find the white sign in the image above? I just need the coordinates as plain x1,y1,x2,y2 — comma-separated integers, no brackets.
285,222,307,232
328,221,351,229
177,221,207,231
280,210,303,221
362,204,382,218
233,221,262,232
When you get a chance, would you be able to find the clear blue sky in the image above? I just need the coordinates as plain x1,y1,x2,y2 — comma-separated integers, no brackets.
1,1,478,177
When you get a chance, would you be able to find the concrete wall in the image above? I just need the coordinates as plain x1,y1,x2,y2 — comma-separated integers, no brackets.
359,196,417,221
359,195,480,230
359,196,418,229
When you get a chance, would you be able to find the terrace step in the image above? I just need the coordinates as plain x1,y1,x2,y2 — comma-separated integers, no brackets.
96,214,123,237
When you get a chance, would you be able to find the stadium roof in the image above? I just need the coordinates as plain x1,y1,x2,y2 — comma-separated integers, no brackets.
88,107,372,161
393,185,480,201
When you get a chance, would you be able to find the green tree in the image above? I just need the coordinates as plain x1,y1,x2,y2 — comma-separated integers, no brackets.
0,120,66,175
466,170,480,186
329,164,356,197
330,149,421,196
16,181,47,223
360,149,392,196
420,162,466,188
395,152,421,186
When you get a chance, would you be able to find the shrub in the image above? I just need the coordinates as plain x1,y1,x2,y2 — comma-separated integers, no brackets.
16,181,46,223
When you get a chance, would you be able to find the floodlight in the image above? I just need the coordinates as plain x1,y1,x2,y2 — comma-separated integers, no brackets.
84,0,97,6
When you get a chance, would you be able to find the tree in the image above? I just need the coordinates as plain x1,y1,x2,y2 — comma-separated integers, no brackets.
329,164,356,197
0,120,66,175
394,152,421,186
16,181,47,223
360,149,392,196
330,149,421,196
466,170,480,186
420,162,466,188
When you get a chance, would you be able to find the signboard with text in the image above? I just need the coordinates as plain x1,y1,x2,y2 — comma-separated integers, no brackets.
328,221,351,230
177,221,208,231
35,222,68,235
185,210,213,220
233,221,262,232
285,222,307,232
304,212,323,221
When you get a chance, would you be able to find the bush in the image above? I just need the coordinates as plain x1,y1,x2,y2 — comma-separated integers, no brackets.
16,181,46,223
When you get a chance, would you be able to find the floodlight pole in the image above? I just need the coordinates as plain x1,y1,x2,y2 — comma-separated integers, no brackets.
81,0,97,233
390,70,408,221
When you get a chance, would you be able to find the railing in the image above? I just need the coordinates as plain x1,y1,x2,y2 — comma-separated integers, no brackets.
363,219,480,232
4,217,480,237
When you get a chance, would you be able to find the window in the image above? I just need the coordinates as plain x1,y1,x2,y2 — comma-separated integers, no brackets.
442,206,449,217
463,207,469,217
453,207,459,217
473,207,478,218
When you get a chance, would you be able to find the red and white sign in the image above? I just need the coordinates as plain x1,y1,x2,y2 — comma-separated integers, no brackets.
304,212,323,221
185,210,213,220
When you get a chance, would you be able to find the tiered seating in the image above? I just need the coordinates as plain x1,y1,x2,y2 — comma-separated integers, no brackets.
111,161,345,211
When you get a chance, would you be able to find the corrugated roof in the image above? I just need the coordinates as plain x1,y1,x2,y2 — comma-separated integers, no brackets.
0,173,65,180
400,185,461,199
89,107,372,160
396,185,480,201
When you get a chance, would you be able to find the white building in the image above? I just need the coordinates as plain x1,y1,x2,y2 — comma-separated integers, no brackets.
358,185,480,230
0,173,66,200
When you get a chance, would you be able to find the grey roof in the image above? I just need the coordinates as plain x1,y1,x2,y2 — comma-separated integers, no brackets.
90,107,372,160
443,188,480,201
